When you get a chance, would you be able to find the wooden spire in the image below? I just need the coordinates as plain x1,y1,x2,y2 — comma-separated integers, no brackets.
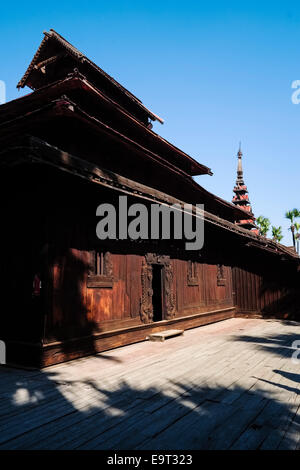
232,144,257,231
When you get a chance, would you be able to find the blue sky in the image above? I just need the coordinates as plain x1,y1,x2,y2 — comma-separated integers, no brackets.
0,1,299,244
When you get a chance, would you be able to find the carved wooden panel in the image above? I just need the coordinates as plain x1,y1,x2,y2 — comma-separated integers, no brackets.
187,260,199,286
140,253,176,323
163,261,176,319
140,258,154,323
217,263,226,286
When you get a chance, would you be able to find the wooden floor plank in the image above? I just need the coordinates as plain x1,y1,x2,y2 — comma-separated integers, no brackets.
1,318,300,450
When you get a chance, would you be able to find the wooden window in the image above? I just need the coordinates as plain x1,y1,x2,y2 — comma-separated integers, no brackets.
93,251,105,276
87,250,113,288
187,260,199,286
217,264,226,286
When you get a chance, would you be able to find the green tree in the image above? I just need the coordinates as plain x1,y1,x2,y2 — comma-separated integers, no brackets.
271,226,283,243
294,222,300,254
256,216,271,237
285,209,300,248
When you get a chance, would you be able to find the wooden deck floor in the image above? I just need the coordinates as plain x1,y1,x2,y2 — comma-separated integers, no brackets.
1,318,300,450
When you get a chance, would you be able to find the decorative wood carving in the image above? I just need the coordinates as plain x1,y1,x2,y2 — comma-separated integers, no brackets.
163,261,176,319
140,253,176,323
140,259,154,323
187,260,199,286
104,252,113,278
217,264,226,286
145,253,170,265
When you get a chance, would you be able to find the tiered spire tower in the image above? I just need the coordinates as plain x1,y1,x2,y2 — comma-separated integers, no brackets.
232,144,257,231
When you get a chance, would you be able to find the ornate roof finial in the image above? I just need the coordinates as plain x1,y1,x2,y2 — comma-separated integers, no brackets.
232,144,257,231
238,141,242,157
236,142,244,184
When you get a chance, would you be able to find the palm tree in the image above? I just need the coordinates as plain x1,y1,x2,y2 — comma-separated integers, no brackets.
271,226,283,243
285,208,300,248
294,222,300,253
256,216,271,237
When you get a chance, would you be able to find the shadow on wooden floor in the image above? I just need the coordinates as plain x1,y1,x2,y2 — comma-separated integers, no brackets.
231,329,299,359
0,362,299,450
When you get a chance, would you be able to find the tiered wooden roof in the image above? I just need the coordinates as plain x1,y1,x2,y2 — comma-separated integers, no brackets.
17,29,164,126
0,30,297,261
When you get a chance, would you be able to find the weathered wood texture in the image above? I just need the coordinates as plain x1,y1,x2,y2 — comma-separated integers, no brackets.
40,308,234,367
233,254,300,319
1,163,299,368
49,252,234,337
1,318,300,450
0,164,237,367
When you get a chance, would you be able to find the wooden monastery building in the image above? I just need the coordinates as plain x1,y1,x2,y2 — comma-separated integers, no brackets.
0,30,299,367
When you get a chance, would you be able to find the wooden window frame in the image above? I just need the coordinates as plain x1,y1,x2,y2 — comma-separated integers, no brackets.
87,250,114,288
